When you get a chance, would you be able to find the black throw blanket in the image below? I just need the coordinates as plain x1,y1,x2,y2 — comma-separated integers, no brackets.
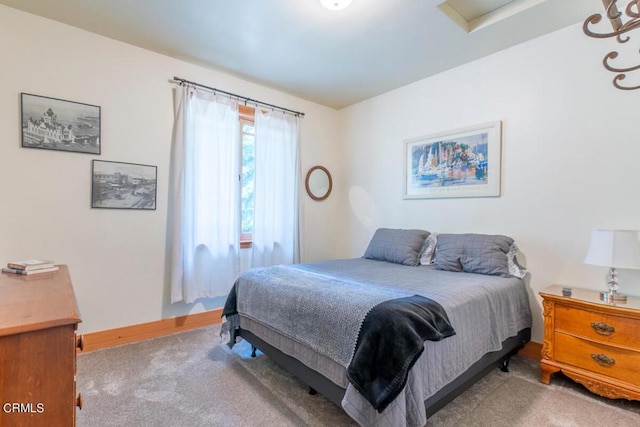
346,295,456,413
222,282,238,317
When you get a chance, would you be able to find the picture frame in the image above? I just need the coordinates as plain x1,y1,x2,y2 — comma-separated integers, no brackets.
403,121,502,199
21,93,101,155
91,160,157,210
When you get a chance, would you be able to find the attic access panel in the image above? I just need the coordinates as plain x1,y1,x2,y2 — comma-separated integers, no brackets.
438,0,547,33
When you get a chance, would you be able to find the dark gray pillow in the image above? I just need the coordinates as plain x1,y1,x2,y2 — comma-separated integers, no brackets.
433,233,514,276
364,228,430,266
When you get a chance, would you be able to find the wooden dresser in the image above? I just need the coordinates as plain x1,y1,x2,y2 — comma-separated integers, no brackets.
539,285,640,400
0,265,83,427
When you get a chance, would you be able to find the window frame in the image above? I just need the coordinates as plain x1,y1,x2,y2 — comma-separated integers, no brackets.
239,104,255,249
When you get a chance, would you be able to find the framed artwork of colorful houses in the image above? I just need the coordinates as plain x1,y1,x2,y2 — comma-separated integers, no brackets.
20,93,101,155
403,121,502,199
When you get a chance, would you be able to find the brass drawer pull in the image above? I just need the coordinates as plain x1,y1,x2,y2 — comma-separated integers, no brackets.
590,322,615,336
591,353,615,367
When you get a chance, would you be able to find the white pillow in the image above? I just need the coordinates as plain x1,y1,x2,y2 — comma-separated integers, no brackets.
419,233,438,266
507,243,528,279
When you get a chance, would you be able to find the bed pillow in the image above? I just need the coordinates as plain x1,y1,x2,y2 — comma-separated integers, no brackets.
433,233,515,277
364,228,430,266
419,233,438,265
507,243,528,279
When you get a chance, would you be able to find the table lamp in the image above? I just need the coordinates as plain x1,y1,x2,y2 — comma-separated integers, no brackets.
584,229,640,301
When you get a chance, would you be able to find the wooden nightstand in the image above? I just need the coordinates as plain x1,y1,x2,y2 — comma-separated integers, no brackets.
539,285,640,400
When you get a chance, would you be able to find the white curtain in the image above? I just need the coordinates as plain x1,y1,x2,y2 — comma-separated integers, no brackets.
251,111,301,268
169,86,240,303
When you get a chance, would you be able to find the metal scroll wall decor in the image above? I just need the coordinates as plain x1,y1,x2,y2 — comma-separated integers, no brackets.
583,0,640,90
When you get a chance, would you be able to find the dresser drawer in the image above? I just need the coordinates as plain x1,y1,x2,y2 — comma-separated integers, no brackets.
555,332,640,385
554,304,640,349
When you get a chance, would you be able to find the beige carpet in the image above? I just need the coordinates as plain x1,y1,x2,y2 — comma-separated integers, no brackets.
427,358,640,426
76,325,640,426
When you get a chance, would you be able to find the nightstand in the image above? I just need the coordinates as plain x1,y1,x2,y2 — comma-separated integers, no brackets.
539,285,640,400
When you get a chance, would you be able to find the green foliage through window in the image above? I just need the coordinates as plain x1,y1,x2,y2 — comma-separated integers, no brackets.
241,122,255,234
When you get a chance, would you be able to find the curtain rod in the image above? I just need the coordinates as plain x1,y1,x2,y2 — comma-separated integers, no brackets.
172,77,305,118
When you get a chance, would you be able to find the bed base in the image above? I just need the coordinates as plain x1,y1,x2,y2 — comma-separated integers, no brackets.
239,327,531,418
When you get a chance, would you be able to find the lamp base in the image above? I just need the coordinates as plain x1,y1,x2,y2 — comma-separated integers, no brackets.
600,291,628,302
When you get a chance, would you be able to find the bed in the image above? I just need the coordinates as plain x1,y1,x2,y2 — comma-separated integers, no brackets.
222,229,532,426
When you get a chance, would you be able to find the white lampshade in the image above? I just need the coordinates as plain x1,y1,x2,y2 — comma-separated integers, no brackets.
318,0,353,11
584,229,640,269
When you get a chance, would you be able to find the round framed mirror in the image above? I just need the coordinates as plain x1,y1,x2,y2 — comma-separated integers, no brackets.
305,166,332,201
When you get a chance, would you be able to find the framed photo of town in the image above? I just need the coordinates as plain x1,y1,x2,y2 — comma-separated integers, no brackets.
91,160,157,210
21,93,101,154
403,121,502,199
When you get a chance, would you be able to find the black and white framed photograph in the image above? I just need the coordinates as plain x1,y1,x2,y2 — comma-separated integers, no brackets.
21,92,101,154
92,160,157,210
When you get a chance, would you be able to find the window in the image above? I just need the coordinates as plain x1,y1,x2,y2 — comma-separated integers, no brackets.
239,105,255,248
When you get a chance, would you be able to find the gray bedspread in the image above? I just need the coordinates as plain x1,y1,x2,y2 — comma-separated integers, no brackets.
223,258,532,426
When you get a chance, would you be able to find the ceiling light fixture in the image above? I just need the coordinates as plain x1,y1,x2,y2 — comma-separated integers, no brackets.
318,0,353,11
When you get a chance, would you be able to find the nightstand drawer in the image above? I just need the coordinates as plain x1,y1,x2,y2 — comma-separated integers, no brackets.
555,332,640,385
554,305,640,349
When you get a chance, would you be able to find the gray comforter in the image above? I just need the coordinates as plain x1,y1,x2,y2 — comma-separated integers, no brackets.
223,258,532,426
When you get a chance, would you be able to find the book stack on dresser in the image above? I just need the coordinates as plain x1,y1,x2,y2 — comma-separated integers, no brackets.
2,259,59,275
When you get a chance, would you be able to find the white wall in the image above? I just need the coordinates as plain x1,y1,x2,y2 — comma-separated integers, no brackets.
339,23,640,342
4,5,638,343
0,5,342,334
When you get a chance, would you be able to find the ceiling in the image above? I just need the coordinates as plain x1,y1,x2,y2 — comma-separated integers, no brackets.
0,0,602,109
